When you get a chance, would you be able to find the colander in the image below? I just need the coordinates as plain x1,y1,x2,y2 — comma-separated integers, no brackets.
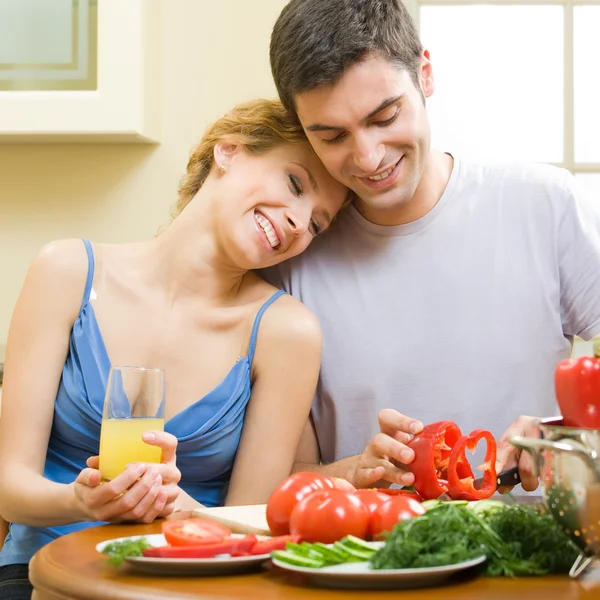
510,416,600,578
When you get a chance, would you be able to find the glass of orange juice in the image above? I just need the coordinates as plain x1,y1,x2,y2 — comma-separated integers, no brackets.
99,366,166,481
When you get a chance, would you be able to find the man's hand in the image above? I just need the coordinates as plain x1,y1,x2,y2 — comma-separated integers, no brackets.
495,415,540,493
350,409,423,488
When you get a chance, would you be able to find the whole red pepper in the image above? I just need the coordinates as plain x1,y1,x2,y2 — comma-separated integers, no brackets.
555,356,600,428
407,420,469,500
447,429,497,501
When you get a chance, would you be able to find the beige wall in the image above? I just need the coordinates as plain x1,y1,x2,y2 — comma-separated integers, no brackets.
0,0,287,345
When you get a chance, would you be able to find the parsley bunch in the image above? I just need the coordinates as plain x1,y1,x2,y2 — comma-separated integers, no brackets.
369,502,580,576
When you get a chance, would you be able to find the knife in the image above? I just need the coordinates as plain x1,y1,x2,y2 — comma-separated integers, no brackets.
473,466,521,490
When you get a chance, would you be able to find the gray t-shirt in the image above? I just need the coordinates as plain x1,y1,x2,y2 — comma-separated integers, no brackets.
263,157,600,463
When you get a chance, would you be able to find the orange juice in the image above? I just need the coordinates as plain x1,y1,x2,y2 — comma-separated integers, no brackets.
99,417,164,481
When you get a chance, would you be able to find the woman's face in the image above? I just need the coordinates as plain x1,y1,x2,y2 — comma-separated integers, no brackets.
214,142,348,269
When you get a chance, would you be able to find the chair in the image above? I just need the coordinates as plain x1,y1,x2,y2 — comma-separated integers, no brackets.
0,516,7,550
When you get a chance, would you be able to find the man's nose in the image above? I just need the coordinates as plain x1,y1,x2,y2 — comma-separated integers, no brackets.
352,133,384,174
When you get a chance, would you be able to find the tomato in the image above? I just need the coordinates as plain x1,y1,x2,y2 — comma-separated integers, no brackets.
161,518,232,546
266,472,335,536
352,489,391,537
289,489,370,544
369,495,426,538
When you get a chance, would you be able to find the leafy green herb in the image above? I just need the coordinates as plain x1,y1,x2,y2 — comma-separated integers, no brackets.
101,537,153,567
369,502,579,576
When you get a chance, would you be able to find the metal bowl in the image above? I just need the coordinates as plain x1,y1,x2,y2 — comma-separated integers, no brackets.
511,416,600,577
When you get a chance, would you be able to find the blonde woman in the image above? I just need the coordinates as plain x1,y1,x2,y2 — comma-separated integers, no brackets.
0,99,348,597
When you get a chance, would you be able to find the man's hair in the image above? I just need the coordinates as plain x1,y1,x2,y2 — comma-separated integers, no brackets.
270,0,423,116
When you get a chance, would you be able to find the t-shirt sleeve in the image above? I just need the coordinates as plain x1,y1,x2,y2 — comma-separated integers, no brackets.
558,172,600,339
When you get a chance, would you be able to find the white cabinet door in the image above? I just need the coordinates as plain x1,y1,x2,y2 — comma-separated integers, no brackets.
0,0,162,143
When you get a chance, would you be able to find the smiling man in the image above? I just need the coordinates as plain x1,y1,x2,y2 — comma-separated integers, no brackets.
263,0,600,493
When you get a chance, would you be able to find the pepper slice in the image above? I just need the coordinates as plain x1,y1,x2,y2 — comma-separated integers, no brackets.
447,429,497,501
407,420,469,500
143,539,238,559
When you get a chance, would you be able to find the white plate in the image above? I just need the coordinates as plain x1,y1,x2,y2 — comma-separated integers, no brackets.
96,533,271,576
271,553,487,590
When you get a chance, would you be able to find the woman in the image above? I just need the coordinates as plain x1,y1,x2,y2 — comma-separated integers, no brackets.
0,98,348,597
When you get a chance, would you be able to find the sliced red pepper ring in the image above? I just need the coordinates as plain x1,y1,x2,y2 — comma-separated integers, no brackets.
447,429,497,501
407,420,464,500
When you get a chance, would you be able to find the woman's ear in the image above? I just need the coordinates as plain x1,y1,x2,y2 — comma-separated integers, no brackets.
214,141,238,173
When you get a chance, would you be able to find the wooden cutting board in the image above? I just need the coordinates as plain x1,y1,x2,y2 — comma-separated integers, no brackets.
191,503,271,536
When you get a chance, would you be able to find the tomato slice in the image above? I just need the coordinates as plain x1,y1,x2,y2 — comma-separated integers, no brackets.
161,518,232,546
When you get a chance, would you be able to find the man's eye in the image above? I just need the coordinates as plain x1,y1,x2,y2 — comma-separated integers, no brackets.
374,108,399,127
289,174,303,195
322,132,346,145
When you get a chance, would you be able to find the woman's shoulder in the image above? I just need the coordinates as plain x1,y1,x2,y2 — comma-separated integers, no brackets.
250,279,322,349
34,238,89,272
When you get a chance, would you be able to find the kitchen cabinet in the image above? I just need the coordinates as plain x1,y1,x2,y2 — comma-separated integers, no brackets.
0,0,162,143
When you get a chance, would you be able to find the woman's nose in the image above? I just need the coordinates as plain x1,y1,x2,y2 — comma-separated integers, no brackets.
285,208,309,235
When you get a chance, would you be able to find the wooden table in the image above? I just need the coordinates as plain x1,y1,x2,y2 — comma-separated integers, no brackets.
29,521,600,600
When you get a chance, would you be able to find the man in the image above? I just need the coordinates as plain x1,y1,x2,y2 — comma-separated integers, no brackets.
263,0,600,492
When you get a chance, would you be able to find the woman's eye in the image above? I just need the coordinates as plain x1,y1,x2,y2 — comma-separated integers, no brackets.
289,174,303,195
310,218,321,236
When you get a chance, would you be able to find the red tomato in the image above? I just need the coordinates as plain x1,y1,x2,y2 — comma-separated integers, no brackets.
266,472,335,536
161,519,231,546
352,489,391,536
289,489,370,544
370,496,426,538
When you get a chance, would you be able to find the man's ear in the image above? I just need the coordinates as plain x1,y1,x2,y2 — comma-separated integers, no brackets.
420,48,435,98
214,141,238,172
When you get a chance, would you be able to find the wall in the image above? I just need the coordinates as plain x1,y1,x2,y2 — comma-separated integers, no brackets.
0,0,287,346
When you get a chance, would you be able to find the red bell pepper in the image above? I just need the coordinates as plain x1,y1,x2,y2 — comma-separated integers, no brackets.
143,539,238,559
555,356,600,429
447,429,497,501
249,535,301,555
229,534,258,557
407,420,470,500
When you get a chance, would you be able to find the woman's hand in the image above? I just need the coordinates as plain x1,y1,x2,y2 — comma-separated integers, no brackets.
77,430,182,523
73,462,166,523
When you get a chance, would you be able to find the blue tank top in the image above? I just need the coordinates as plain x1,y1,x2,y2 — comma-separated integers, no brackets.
0,239,286,565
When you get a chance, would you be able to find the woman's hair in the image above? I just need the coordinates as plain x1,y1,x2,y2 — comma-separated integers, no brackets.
173,98,308,218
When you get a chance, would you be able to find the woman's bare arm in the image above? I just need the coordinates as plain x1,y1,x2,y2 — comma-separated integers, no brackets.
224,296,322,505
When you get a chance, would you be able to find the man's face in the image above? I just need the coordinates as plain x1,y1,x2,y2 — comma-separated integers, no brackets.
295,53,435,225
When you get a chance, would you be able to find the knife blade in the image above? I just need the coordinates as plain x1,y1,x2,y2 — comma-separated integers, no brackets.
473,466,521,490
